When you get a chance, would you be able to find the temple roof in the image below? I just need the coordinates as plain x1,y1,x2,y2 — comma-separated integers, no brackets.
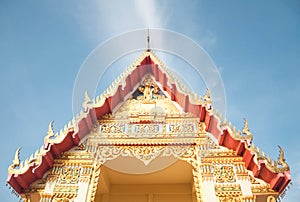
7,51,291,194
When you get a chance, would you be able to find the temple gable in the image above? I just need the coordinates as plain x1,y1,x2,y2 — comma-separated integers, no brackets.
7,51,291,202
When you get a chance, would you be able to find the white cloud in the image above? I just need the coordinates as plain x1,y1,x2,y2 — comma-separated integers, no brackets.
69,1,163,43
134,0,162,28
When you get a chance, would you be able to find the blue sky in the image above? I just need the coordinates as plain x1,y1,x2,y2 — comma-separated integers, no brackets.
1,1,299,201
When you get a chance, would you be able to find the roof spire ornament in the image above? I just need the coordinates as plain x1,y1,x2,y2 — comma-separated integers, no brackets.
147,28,150,51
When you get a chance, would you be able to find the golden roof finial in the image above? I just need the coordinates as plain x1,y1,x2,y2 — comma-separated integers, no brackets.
147,28,150,51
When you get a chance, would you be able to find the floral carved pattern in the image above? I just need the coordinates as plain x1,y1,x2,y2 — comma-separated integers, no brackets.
168,123,195,133
214,165,236,183
134,124,160,135
218,196,242,202
100,124,126,134
96,145,192,166
58,167,81,184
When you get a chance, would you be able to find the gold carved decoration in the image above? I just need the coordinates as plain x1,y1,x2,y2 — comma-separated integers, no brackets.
91,145,203,201
100,123,125,134
112,90,181,119
242,118,252,137
136,75,165,102
198,122,206,133
221,116,290,173
203,88,212,104
267,195,276,202
214,165,236,183
177,146,203,201
169,123,195,133
75,143,86,151
231,118,253,141
59,167,81,184
218,196,242,202
44,120,55,145
248,143,290,173
97,121,201,139
86,163,101,202
8,147,21,174
96,145,191,166
7,50,291,202
82,90,93,109
135,124,160,134
53,197,72,202
277,145,290,171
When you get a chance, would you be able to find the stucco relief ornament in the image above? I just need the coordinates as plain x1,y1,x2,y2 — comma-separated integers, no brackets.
124,146,165,165
96,145,192,166
53,197,72,202
136,75,165,102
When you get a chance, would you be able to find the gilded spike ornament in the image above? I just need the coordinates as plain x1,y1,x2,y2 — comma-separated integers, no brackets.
44,120,55,145
277,145,290,171
236,118,253,141
8,147,21,174
82,90,93,109
204,88,212,104
242,118,252,137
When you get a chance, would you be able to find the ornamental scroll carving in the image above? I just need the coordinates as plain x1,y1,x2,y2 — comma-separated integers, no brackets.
134,124,161,134
97,122,199,139
214,165,236,183
53,197,72,202
96,145,191,166
168,123,195,133
93,145,202,201
100,123,126,134
218,196,242,202
58,167,81,184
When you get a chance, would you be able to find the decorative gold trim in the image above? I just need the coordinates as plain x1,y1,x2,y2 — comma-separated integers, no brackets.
8,147,21,174
86,162,101,202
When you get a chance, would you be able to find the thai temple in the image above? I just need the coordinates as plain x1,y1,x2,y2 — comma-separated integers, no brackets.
7,47,291,201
